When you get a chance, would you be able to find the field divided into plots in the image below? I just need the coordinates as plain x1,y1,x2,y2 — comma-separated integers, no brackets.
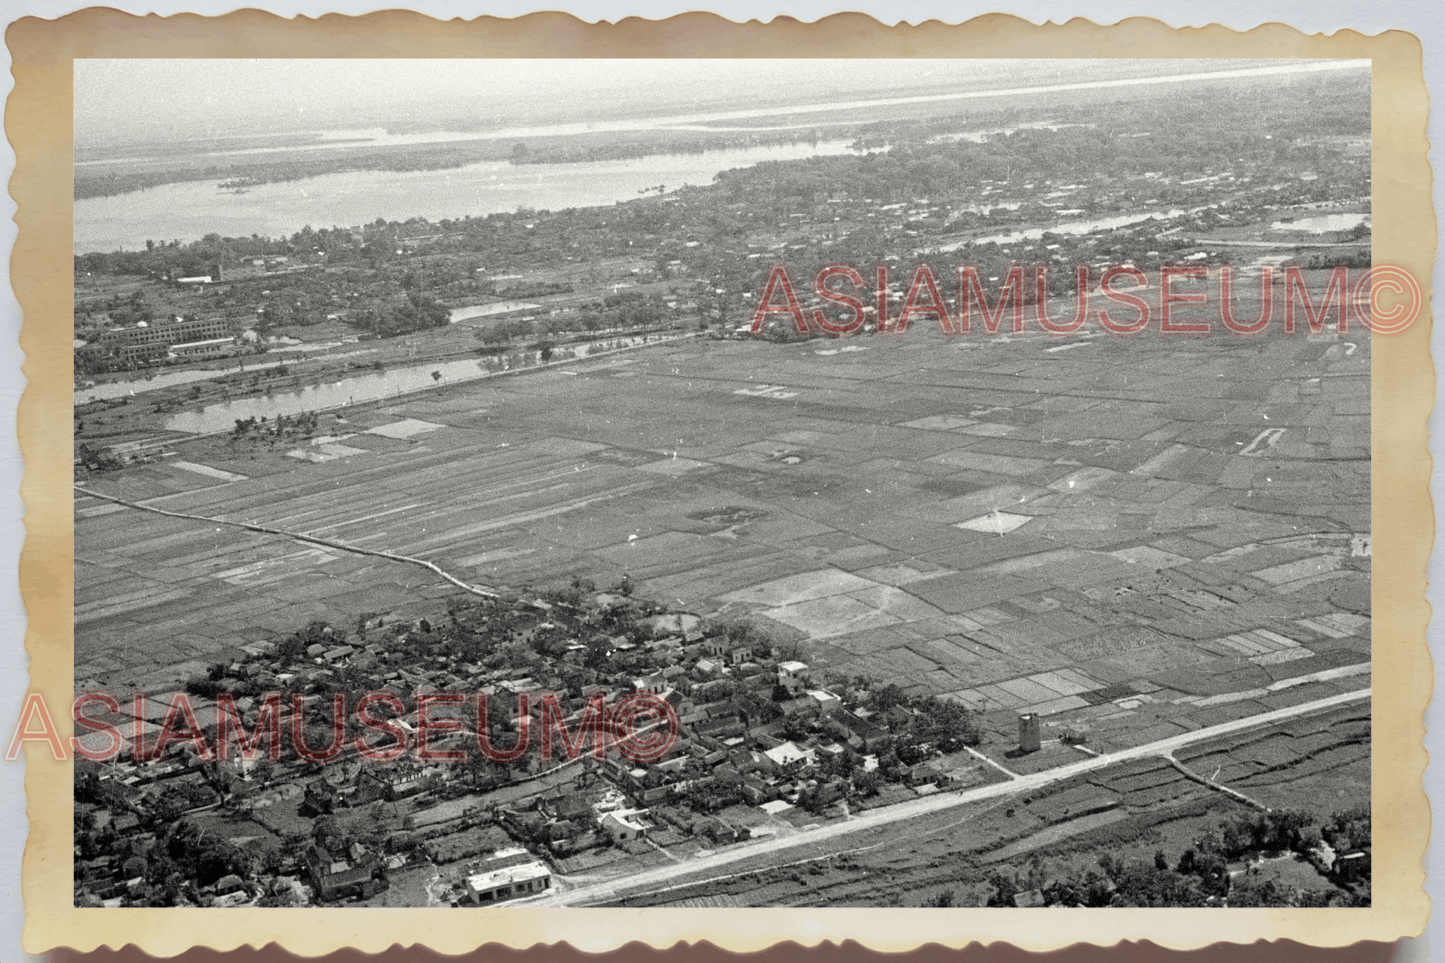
77,326,1371,735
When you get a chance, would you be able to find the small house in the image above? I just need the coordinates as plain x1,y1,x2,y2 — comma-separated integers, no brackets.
778,661,809,695
599,809,650,843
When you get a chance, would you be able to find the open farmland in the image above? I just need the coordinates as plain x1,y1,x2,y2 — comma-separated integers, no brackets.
76,306,1370,721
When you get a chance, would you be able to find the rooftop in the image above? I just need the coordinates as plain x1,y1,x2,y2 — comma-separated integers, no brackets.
465,861,551,892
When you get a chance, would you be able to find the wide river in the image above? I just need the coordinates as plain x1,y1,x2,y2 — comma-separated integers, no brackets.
75,141,860,254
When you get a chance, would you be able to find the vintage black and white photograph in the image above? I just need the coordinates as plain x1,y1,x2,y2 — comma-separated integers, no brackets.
71,57,1374,910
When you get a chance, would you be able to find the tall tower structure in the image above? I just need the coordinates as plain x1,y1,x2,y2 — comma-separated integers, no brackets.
1018,713,1041,753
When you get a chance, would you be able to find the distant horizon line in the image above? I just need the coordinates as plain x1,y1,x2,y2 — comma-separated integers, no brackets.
75,58,1368,157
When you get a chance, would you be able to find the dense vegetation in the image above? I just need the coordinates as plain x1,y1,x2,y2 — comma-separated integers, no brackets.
931,805,1372,908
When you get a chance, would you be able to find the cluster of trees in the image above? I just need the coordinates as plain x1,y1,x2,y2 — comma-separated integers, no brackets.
312,809,392,863
946,805,1370,908
482,279,572,300
272,620,342,666
598,289,667,328
75,795,288,907
476,318,539,345
849,682,981,753
347,291,450,337
77,442,124,472
228,411,321,443
155,816,282,887
185,655,283,701
1289,249,1372,270
76,232,290,279
471,292,684,348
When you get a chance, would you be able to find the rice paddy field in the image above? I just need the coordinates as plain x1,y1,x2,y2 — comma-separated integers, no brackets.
75,313,1371,753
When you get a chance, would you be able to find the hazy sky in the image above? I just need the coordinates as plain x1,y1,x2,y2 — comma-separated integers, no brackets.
75,58,1367,150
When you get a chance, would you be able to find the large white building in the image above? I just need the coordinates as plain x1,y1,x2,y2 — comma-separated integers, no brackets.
465,861,552,905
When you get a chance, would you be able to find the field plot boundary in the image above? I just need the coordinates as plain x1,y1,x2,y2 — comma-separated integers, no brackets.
74,484,498,599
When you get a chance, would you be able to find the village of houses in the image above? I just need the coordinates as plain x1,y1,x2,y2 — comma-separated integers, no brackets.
74,584,991,908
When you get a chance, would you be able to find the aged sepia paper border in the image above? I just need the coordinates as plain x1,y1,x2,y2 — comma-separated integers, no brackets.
9,9,1433,955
